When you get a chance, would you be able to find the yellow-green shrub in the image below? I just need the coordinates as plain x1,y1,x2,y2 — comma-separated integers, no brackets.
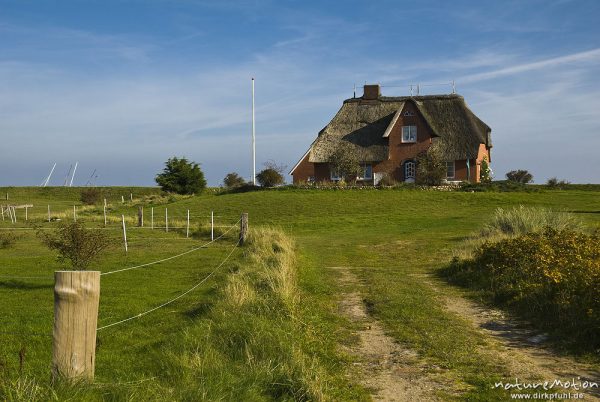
444,229,600,349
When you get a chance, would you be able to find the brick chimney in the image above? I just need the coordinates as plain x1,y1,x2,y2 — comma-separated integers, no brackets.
363,84,380,100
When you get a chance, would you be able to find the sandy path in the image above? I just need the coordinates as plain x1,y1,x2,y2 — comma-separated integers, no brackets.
332,266,445,401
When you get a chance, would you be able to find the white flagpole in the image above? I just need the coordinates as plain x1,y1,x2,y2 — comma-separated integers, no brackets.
252,77,256,185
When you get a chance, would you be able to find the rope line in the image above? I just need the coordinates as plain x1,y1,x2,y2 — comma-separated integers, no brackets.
97,238,240,331
100,219,240,276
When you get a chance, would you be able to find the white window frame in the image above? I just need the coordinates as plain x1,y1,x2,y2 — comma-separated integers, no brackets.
330,167,341,181
356,163,373,180
446,161,455,179
401,125,417,143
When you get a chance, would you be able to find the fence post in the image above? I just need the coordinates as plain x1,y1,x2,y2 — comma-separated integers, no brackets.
151,207,154,230
121,215,128,253
137,206,143,227
11,206,16,223
165,208,168,232
25,206,28,221
52,270,100,381
121,195,124,204
130,193,133,202
186,210,190,238
1,205,4,221
103,205,107,227
240,213,248,245
48,205,51,222
73,206,77,222
211,211,214,241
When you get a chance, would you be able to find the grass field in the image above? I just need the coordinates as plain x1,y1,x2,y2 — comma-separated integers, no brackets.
1,186,599,400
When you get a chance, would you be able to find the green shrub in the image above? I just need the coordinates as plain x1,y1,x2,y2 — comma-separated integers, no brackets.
256,162,285,188
0,232,19,249
38,222,113,270
155,157,207,195
480,206,583,237
223,172,246,188
80,188,102,205
506,169,533,184
415,146,446,186
377,172,397,187
480,156,492,183
443,229,600,349
546,177,570,189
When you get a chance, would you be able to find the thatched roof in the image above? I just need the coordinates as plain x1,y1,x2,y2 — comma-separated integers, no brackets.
306,94,491,163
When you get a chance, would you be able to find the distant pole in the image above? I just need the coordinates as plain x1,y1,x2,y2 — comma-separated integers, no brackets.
186,210,190,238
5,193,8,200
52,271,100,381
211,210,214,241
25,206,28,221
12,207,16,223
1,206,4,221
104,198,107,208
73,205,77,222
252,77,256,185
103,205,107,227
151,207,154,230
69,162,78,187
240,213,248,245
121,215,128,253
165,208,168,232
48,205,51,222
130,193,133,202
121,195,124,204
452,80,456,94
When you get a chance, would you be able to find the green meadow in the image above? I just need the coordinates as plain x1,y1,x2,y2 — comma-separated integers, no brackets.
1,186,599,400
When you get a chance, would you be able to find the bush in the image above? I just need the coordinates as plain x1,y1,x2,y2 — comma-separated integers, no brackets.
328,142,362,181
223,172,246,188
443,229,600,349
480,206,583,237
38,222,113,270
546,177,570,189
155,157,206,195
506,169,533,184
0,232,20,249
80,188,102,205
416,146,446,186
480,156,492,183
377,172,397,187
256,161,285,187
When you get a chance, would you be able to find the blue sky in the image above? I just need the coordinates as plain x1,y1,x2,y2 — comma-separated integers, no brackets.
1,0,599,185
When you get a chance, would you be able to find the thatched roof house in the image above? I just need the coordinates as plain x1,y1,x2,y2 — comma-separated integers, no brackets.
290,84,492,184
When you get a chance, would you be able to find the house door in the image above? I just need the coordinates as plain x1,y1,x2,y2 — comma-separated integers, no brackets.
404,161,416,183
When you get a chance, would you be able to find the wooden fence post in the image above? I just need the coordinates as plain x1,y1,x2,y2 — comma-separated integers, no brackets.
151,207,154,230
103,205,107,227
1,205,4,221
240,213,248,245
165,208,168,232
211,211,214,241
48,205,51,222
25,206,28,221
52,271,100,381
73,206,77,222
137,206,143,227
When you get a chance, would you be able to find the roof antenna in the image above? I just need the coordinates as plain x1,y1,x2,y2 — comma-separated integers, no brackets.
416,84,420,96
410,85,413,96
353,83,356,98
452,80,456,94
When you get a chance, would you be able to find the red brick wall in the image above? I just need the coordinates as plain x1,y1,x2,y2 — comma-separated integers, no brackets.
374,102,434,181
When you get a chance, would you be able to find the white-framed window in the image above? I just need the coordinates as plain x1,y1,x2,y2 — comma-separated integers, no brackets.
330,167,341,181
403,110,415,116
404,160,416,181
357,164,373,180
401,125,417,143
446,161,455,179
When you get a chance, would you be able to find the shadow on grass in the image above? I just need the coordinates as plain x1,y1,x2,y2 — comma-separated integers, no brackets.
0,280,53,290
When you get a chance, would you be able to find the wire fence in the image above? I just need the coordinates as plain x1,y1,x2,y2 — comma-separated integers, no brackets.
97,237,241,331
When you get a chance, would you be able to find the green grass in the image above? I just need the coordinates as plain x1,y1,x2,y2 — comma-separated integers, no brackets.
1,186,599,400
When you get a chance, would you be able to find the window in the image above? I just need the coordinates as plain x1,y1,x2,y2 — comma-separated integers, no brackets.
446,161,455,179
357,164,373,180
402,125,417,143
403,110,415,116
330,168,341,181
308,176,315,183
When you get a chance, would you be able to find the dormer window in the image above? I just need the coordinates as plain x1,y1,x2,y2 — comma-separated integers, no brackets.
402,125,417,143
403,110,415,116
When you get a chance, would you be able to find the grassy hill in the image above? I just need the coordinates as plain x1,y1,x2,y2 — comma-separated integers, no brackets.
1,186,599,400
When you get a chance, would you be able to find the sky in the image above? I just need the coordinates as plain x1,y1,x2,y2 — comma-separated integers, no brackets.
1,0,599,186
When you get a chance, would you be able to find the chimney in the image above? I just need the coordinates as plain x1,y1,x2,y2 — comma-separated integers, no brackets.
363,84,380,100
